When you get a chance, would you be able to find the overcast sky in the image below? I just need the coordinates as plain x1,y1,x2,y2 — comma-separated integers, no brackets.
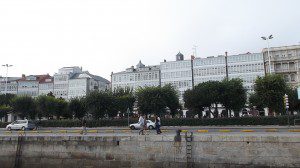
0,0,300,80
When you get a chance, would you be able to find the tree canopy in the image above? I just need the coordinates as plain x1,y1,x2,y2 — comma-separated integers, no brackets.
254,74,287,115
11,96,36,119
136,85,180,116
184,79,246,118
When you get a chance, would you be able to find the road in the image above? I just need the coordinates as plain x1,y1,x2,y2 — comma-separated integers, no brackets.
0,126,300,136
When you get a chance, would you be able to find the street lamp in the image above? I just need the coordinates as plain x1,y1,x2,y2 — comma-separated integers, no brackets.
2,64,13,95
191,45,198,89
261,35,273,74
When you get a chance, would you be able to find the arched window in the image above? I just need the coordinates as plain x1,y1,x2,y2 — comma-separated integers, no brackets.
291,74,296,82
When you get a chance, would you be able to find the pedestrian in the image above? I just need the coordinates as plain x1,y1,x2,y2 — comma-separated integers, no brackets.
138,114,145,135
155,114,162,134
81,117,87,135
143,114,148,135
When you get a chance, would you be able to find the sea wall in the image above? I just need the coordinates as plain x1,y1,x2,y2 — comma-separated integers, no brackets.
0,133,299,168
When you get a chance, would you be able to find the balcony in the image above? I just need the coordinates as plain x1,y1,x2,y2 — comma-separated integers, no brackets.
274,68,298,73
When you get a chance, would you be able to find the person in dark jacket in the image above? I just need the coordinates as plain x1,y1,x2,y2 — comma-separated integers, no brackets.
155,114,161,134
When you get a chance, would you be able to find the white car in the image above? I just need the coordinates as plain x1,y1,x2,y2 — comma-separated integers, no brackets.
6,120,37,131
130,120,156,130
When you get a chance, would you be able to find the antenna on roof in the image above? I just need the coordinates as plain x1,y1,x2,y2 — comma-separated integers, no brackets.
192,45,198,57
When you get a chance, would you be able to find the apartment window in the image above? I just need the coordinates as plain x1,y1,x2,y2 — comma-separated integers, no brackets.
291,74,296,82
284,75,289,82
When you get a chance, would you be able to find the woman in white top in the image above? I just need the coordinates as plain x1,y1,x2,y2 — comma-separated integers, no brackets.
138,114,145,135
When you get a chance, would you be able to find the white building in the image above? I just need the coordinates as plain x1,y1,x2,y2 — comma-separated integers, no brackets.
160,52,192,103
111,52,265,104
53,67,82,99
194,52,265,92
68,71,110,99
263,45,300,87
111,61,160,91
0,77,20,95
227,53,265,92
38,77,54,96
17,74,51,97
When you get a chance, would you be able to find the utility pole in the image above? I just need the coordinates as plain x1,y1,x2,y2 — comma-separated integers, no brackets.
191,45,197,89
225,52,229,80
2,64,13,95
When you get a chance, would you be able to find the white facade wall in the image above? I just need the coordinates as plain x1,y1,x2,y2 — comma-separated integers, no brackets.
68,78,87,99
193,56,226,85
53,74,69,99
227,53,265,92
263,45,300,87
160,60,192,102
17,81,39,97
38,82,54,95
193,53,264,92
54,67,83,99
0,81,18,95
111,65,160,91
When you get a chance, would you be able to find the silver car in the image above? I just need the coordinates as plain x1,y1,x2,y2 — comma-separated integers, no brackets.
6,120,37,131
130,120,156,130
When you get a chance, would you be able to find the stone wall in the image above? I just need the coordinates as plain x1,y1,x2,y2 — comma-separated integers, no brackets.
0,134,299,168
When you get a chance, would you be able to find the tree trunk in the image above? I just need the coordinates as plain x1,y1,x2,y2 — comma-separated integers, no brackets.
234,111,239,117
214,103,218,116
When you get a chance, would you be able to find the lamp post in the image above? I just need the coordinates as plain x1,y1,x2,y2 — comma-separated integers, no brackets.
261,35,273,74
2,64,13,95
191,45,197,89
225,51,229,80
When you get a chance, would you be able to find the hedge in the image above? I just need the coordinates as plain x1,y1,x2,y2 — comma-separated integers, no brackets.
0,115,299,128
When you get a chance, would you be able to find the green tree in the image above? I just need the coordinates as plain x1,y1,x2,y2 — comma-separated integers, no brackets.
56,98,70,119
11,96,36,119
248,92,265,111
0,105,13,119
183,88,205,118
183,81,223,118
36,95,50,119
0,93,16,106
136,86,165,115
69,97,86,119
136,85,180,116
254,74,287,115
220,78,247,117
85,91,115,119
161,84,181,117
201,81,223,118
112,87,136,117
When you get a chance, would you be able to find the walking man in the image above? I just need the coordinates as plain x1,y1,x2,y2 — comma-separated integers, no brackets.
81,117,87,135
155,114,162,134
138,114,145,135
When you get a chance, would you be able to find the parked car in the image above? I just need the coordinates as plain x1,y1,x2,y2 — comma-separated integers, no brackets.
241,111,253,117
130,120,156,130
6,120,37,131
